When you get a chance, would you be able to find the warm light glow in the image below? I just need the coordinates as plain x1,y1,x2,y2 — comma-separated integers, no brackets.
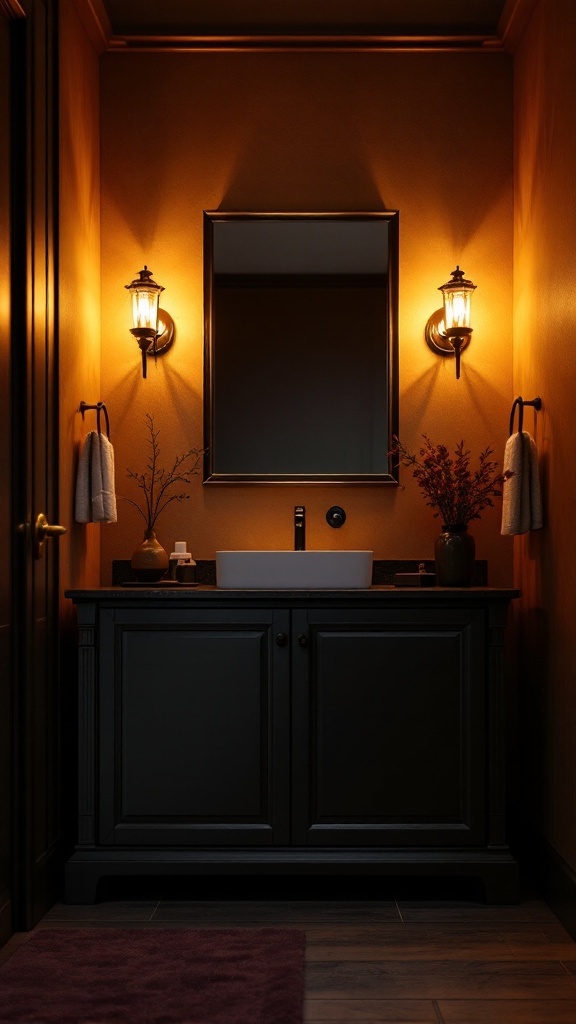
444,289,472,329
131,288,159,331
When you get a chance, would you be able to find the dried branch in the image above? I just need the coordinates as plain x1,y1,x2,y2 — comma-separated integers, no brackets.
122,414,206,531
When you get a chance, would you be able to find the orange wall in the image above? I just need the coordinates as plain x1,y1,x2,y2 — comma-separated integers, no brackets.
99,51,514,585
58,0,101,592
513,0,576,866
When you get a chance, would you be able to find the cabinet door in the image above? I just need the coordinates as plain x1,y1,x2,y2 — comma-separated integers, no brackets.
292,607,486,847
98,606,290,847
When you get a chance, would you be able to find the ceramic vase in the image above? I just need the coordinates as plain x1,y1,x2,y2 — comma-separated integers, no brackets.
131,528,169,583
434,523,475,587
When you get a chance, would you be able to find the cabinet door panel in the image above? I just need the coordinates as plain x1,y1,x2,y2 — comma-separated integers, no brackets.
292,608,485,847
99,609,290,846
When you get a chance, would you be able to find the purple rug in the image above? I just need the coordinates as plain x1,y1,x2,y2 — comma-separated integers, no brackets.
0,927,305,1023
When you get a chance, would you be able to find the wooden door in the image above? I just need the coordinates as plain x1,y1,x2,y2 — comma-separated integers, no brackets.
0,0,15,947
9,0,62,931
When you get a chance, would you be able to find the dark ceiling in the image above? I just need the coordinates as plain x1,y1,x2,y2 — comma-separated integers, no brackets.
101,1,508,37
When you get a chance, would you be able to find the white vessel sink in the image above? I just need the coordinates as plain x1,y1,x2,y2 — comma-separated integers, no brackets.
216,550,373,590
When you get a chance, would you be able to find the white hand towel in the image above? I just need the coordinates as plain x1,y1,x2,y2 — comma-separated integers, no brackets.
99,432,117,523
527,433,543,530
501,430,543,535
75,431,117,524
75,431,94,523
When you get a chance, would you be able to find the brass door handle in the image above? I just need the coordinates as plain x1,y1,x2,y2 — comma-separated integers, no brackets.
34,513,66,559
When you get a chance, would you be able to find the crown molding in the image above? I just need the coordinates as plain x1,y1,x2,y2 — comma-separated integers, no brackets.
65,4,515,57
498,0,541,52
106,33,504,54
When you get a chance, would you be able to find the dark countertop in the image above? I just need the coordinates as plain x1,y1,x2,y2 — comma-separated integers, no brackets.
65,585,520,602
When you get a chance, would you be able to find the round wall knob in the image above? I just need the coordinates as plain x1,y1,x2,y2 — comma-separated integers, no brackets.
326,505,346,528
298,634,308,648
275,633,287,647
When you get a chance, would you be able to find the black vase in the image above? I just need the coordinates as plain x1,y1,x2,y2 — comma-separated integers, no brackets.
434,523,475,587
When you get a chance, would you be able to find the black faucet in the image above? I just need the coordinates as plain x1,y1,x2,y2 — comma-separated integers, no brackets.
294,505,306,551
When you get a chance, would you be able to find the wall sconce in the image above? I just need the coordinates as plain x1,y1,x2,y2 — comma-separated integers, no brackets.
125,266,175,378
424,266,476,379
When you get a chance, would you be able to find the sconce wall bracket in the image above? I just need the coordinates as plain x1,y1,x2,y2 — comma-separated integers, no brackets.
424,308,472,359
149,308,175,358
425,308,472,379
129,308,174,378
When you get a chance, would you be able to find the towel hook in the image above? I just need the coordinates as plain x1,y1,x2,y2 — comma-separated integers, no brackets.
79,401,111,439
509,396,542,436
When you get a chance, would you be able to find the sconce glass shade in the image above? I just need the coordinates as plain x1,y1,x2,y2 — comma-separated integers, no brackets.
125,265,164,332
439,265,476,333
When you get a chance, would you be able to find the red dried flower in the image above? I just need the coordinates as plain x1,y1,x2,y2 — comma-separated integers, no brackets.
389,435,512,526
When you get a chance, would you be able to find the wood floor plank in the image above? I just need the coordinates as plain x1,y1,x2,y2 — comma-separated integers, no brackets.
152,900,401,924
306,960,576,1000
438,999,576,1023
304,998,441,1021
398,901,559,925
537,922,576,942
35,920,218,930
42,901,159,922
306,924,513,960
500,930,576,960
397,917,576,934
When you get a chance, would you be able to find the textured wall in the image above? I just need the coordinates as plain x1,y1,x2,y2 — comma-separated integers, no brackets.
513,0,576,866
59,0,101,592
99,51,514,585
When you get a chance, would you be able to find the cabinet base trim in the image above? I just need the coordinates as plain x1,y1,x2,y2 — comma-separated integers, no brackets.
65,847,519,905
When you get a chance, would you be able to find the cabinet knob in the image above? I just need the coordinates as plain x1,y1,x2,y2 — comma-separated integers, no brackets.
298,634,308,648
275,633,287,647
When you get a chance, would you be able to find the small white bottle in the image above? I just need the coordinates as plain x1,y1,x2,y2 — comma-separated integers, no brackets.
168,541,194,581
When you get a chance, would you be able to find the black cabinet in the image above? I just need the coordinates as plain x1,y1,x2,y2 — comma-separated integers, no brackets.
65,587,519,903
97,606,290,848
291,606,485,848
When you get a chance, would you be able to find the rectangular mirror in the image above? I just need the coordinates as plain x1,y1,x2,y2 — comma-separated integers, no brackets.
203,211,399,484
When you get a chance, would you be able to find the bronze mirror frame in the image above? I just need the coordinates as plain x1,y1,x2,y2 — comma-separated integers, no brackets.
203,210,399,485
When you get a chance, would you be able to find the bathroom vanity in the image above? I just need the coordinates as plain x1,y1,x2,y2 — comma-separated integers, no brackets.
64,585,519,903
